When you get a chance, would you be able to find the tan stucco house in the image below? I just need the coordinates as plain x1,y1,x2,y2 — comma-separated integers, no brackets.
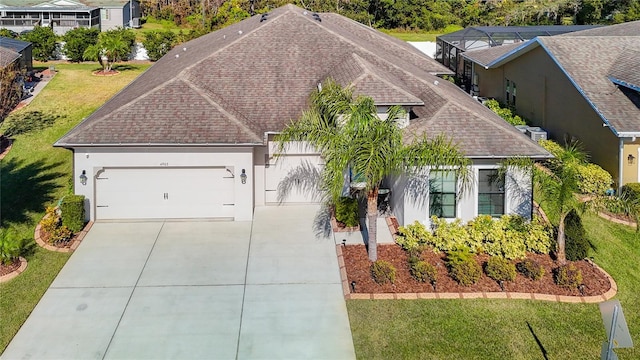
463,21,640,188
55,4,550,225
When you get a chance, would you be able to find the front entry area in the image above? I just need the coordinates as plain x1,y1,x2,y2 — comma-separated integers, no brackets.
95,167,235,220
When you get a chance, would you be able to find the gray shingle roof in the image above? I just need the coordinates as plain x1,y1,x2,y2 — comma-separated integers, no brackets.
461,42,525,67
55,4,549,158
0,36,30,53
608,49,640,91
0,46,20,68
559,20,640,37
538,36,640,135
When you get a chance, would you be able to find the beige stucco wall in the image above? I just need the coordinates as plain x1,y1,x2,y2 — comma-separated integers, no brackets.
474,46,624,185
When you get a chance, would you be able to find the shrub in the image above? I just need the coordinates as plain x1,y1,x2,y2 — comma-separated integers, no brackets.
621,183,640,201
371,260,396,284
538,139,565,170
564,209,590,261
523,217,553,254
50,226,72,245
1,111,61,137
396,221,433,253
484,99,526,126
0,228,25,265
485,257,517,282
554,263,583,288
142,30,176,61
446,249,481,286
40,206,60,235
576,163,612,195
60,195,85,233
431,217,471,252
516,259,545,280
334,197,359,228
410,260,438,283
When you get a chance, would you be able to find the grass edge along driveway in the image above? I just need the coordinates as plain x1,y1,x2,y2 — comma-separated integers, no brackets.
0,62,150,353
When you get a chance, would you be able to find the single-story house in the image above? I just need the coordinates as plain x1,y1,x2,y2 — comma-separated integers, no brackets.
55,4,551,226
0,36,32,70
0,0,140,35
462,20,640,187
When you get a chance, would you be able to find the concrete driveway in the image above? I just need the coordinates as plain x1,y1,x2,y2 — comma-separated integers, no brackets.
1,206,355,360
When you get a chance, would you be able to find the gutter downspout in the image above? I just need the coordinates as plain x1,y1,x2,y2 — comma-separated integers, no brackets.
619,138,624,194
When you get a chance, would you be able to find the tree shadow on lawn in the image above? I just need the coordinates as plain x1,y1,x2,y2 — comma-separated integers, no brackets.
0,157,64,226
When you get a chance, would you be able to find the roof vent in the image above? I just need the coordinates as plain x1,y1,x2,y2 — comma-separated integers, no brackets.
433,80,439,86
312,13,321,22
260,13,269,22
238,30,243,35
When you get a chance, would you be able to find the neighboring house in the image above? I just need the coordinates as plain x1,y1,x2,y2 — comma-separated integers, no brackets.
54,4,550,226
462,21,640,188
0,36,32,70
435,25,600,91
0,0,140,35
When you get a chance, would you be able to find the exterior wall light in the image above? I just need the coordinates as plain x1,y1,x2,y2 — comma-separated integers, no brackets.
240,169,247,184
79,170,88,185
628,154,636,165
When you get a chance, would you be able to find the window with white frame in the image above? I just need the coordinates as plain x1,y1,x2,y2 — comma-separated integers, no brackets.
478,169,505,217
429,170,457,218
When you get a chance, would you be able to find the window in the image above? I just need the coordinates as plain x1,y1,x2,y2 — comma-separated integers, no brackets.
478,169,505,217
505,78,516,106
505,79,510,104
429,171,457,218
101,9,109,20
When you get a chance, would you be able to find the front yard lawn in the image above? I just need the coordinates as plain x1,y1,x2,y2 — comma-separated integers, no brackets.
347,212,640,359
0,62,150,352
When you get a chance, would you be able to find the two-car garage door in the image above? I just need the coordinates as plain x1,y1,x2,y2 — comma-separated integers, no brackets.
95,167,234,220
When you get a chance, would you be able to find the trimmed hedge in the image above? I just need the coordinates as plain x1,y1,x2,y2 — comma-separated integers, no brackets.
60,195,85,233
446,249,481,286
371,260,396,284
335,196,359,227
485,257,517,282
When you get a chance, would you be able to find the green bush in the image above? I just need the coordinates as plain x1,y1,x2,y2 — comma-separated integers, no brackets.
371,260,396,285
60,195,86,233
484,257,517,282
396,221,433,253
409,259,438,283
524,217,553,254
554,263,583,288
50,226,72,245
446,250,481,286
576,163,612,195
538,139,565,170
40,206,60,235
621,183,640,200
431,217,471,252
334,197,359,228
484,99,526,126
516,259,545,280
0,228,25,265
564,209,590,261
1,111,61,137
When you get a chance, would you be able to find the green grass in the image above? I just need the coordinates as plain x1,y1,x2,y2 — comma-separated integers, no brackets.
0,62,150,352
347,211,640,359
132,17,192,42
382,25,462,42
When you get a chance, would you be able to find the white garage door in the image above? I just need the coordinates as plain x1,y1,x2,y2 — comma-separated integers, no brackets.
265,155,323,203
95,167,234,220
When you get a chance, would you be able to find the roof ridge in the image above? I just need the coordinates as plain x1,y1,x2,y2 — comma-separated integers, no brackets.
182,78,263,143
351,54,424,104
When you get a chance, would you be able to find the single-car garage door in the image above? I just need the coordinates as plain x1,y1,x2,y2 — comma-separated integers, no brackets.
265,155,323,204
95,167,234,220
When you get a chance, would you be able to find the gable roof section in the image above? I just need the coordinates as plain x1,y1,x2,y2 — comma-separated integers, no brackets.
0,45,20,68
55,4,549,158
0,36,30,53
537,36,640,136
608,49,640,92
461,42,525,68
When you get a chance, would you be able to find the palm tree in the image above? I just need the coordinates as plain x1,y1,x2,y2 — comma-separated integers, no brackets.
536,141,587,264
276,80,471,261
83,30,131,73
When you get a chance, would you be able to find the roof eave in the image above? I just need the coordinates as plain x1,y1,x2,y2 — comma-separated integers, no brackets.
483,39,541,69
53,142,265,148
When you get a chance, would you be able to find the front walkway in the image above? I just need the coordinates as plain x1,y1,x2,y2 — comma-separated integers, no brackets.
1,205,355,360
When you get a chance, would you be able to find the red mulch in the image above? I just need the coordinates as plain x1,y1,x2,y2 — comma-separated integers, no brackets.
92,70,119,76
0,258,21,277
343,244,611,296
39,226,74,249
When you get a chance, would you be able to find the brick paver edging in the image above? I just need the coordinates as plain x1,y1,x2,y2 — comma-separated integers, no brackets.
336,245,618,303
35,220,94,253
0,257,27,283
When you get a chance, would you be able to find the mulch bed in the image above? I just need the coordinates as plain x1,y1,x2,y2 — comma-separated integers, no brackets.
38,226,75,249
0,258,21,277
92,70,120,76
343,244,611,296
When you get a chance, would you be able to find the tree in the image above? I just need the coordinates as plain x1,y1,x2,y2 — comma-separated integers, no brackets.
83,28,135,72
142,30,176,61
0,28,18,38
20,26,58,61
0,62,23,125
536,141,587,264
62,27,100,62
276,80,471,261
